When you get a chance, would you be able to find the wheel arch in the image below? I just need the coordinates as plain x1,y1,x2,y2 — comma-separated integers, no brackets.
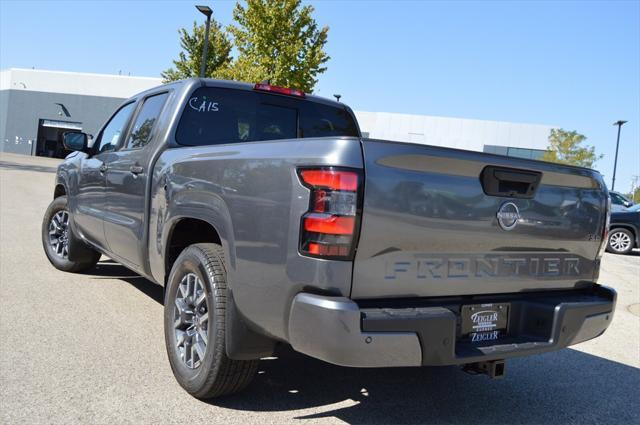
164,217,223,282
54,183,66,199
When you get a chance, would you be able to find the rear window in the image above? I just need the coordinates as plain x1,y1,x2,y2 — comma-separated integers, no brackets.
176,87,359,146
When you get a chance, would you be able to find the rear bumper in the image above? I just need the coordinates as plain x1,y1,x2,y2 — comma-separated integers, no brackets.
287,284,616,367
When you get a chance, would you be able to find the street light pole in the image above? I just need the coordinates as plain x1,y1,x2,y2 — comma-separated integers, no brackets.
611,120,627,191
196,5,213,78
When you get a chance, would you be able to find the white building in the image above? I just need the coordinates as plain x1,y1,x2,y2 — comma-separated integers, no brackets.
355,111,553,160
0,68,161,157
1,68,552,159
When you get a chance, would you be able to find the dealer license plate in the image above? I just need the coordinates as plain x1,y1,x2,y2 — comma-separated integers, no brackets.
461,303,509,343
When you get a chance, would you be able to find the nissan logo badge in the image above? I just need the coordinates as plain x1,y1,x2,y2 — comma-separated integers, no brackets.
496,202,520,231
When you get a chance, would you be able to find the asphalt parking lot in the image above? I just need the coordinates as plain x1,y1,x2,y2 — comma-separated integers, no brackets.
1,152,638,424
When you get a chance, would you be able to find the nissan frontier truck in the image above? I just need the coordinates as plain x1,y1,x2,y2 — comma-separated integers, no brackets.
42,78,616,398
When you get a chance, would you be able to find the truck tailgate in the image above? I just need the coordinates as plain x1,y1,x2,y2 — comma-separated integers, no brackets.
352,139,608,299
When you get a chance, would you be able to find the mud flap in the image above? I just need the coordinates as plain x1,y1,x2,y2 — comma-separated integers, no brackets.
225,289,276,360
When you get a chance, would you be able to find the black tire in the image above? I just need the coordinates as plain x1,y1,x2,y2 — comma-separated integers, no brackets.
41,196,101,272
164,243,259,399
606,228,635,255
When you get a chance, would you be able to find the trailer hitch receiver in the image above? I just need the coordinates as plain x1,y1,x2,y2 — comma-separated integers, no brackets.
462,360,506,379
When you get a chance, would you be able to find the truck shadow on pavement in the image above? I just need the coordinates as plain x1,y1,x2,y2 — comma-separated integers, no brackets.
219,345,639,424
90,261,638,424
90,260,164,304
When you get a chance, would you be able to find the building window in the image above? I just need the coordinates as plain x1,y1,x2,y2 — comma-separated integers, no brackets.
483,145,508,156
484,145,546,160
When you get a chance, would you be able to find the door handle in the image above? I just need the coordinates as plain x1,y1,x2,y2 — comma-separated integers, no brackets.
130,165,144,175
99,163,108,173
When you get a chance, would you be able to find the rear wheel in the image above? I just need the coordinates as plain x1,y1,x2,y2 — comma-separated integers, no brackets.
606,228,634,255
41,196,101,272
164,243,259,399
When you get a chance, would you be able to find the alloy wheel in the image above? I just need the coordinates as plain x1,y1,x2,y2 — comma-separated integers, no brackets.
48,210,70,259
610,231,632,253
174,273,209,369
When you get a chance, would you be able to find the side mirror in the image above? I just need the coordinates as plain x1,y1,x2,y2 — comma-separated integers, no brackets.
624,201,632,208
63,132,88,152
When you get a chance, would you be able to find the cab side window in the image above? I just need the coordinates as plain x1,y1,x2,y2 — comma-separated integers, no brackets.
126,93,169,149
96,102,135,154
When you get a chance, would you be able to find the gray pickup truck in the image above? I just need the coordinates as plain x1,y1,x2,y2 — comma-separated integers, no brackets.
42,78,616,399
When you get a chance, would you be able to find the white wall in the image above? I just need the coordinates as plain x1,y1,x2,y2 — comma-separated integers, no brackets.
0,68,161,98
354,110,554,152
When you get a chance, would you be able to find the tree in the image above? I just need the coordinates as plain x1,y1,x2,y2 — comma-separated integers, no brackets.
161,20,233,82
541,129,602,168
227,0,329,92
630,176,640,203
632,187,640,203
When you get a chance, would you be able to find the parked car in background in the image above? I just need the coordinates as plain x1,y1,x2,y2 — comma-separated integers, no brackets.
610,191,634,212
607,204,640,255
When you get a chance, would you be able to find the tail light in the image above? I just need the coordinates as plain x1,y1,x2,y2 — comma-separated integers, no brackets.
597,195,611,259
298,168,362,259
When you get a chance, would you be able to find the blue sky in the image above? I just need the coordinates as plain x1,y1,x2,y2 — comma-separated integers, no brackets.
1,0,638,193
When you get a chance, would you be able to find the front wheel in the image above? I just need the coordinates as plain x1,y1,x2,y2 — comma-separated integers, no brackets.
41,196,101,272
164,243,259,399
606,228,634,255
